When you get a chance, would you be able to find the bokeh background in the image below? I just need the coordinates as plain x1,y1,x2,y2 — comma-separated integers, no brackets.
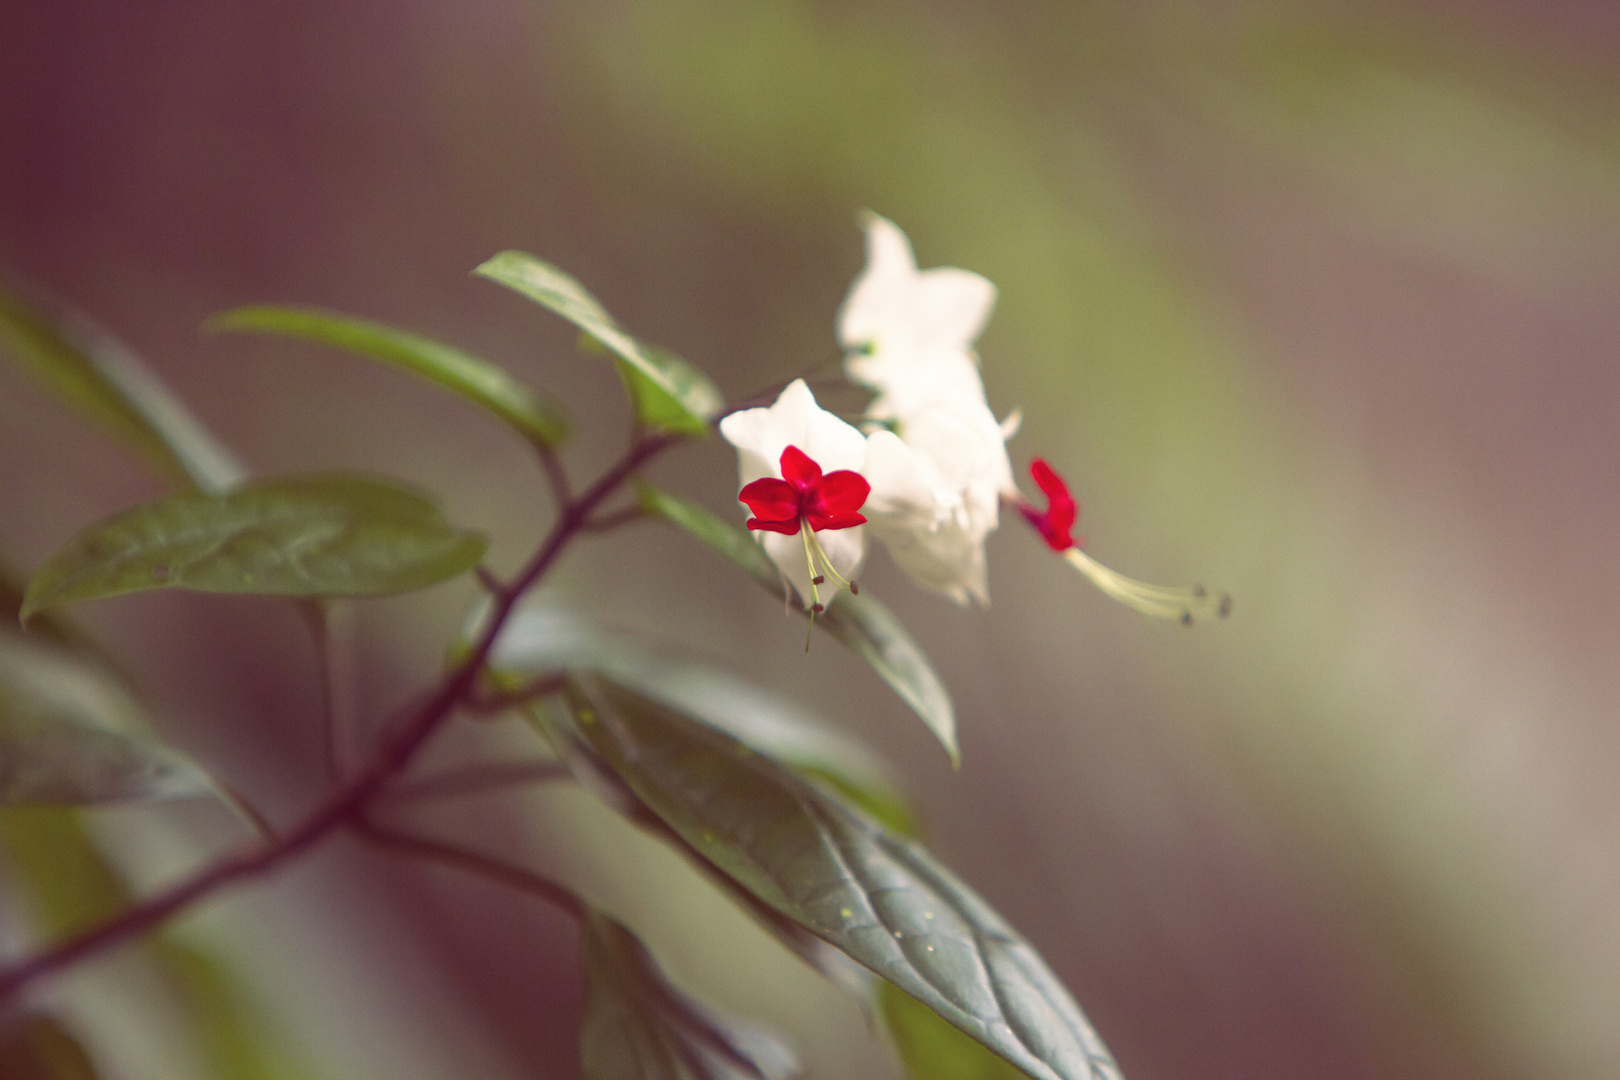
3,2,1620,1078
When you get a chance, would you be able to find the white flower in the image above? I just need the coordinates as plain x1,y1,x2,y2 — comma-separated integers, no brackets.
837,211,997,390
835,213,1019,605
718,379,869,609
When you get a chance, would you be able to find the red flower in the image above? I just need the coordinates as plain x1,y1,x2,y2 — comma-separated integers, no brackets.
1018,458,1079,551
739,445,871,535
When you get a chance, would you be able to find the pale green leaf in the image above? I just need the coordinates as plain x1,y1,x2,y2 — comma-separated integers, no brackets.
583,909,800,1080
0,290,245,492
880,980,1031,1080
21,474,487,620
489,607,914,833
0,1014,102,1080
638,485,958,764
0,633,215,806
207,305,569,446
0,811,326,1079
559,677,1125,1080
474,251,722,431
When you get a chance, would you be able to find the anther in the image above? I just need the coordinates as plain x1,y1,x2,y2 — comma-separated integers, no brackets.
850,580,859,595
812,575,826,586
811,603,826,614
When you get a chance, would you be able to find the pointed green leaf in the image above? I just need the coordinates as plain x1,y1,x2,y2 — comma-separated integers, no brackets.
0,1015,102,1080
559,677,1124,1080
0,632,215,806
490,607,914,834
880,980,1031,1080
207,305,569,446
583,910,801,1080
474,251,723,431
638,485,958,763
22,475,487,621
0,290,245,492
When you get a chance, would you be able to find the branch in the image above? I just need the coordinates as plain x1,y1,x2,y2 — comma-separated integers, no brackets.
382,759,572,805
354,820,588,922
0,431,676,1003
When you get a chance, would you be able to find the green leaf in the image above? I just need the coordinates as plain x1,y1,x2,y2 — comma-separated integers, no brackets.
0,290,245,492
880,980,1031,1080
582,909,801,1080
489,607,914,834
0,810,326,1079
0,633,215,806
559,677,1125,1080
474,251,723,432
638,485,958,764
21,474,488,620
0,1015,102,1080
207,305,569,447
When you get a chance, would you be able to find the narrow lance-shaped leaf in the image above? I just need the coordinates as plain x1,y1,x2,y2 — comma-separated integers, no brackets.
474,251,723,433
0,630,215,806
0,289,245,492
559,676,1125,1080
22,474,488,622
637,484,958,764
582,909,801,1080
490,608,916,835
207,305,569,446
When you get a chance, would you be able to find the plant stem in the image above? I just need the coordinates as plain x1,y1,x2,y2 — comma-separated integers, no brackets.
354,820,588,922
381,759,572,805
0,432,674,1005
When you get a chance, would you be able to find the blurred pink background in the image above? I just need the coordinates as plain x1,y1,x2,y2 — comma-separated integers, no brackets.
3,2,1620,1078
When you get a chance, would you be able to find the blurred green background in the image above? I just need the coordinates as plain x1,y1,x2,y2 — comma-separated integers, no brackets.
3,2,1619,1078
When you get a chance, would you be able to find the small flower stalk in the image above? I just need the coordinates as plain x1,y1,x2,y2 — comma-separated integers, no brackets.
1016,458,1231,626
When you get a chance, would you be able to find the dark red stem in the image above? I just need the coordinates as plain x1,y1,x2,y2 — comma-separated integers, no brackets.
0,432,674,1005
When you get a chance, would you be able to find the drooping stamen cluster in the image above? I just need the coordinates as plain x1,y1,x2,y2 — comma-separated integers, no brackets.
739,445,868,616
1016,459,1231,626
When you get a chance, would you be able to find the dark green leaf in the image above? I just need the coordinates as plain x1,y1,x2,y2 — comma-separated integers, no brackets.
489,608,913,834
474,252,722,431
0,1015,102,1080
638,485,958,764
582,910,800,1080
0,290,245,492
207,305,569,446
560,677,1124,1080
880,980,1031,1080
0,633,215,805
21,474,488,620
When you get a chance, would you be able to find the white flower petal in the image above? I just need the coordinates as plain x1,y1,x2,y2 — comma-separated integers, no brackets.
837,213,996,364
720,379,872,605
757,525,867,608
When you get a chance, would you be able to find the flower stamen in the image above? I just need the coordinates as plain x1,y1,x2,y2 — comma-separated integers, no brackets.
1017,458,1231,626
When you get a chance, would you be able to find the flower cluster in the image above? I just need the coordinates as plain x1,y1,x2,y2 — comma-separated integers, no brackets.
721,214,1229,627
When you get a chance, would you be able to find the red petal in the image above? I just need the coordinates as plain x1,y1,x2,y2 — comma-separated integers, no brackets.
806,510,867,531
779,445,822,488
814,469,871,514
1029,458,1070,502
747,518,802,534
1022,459,1080,551
738,477,801,522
